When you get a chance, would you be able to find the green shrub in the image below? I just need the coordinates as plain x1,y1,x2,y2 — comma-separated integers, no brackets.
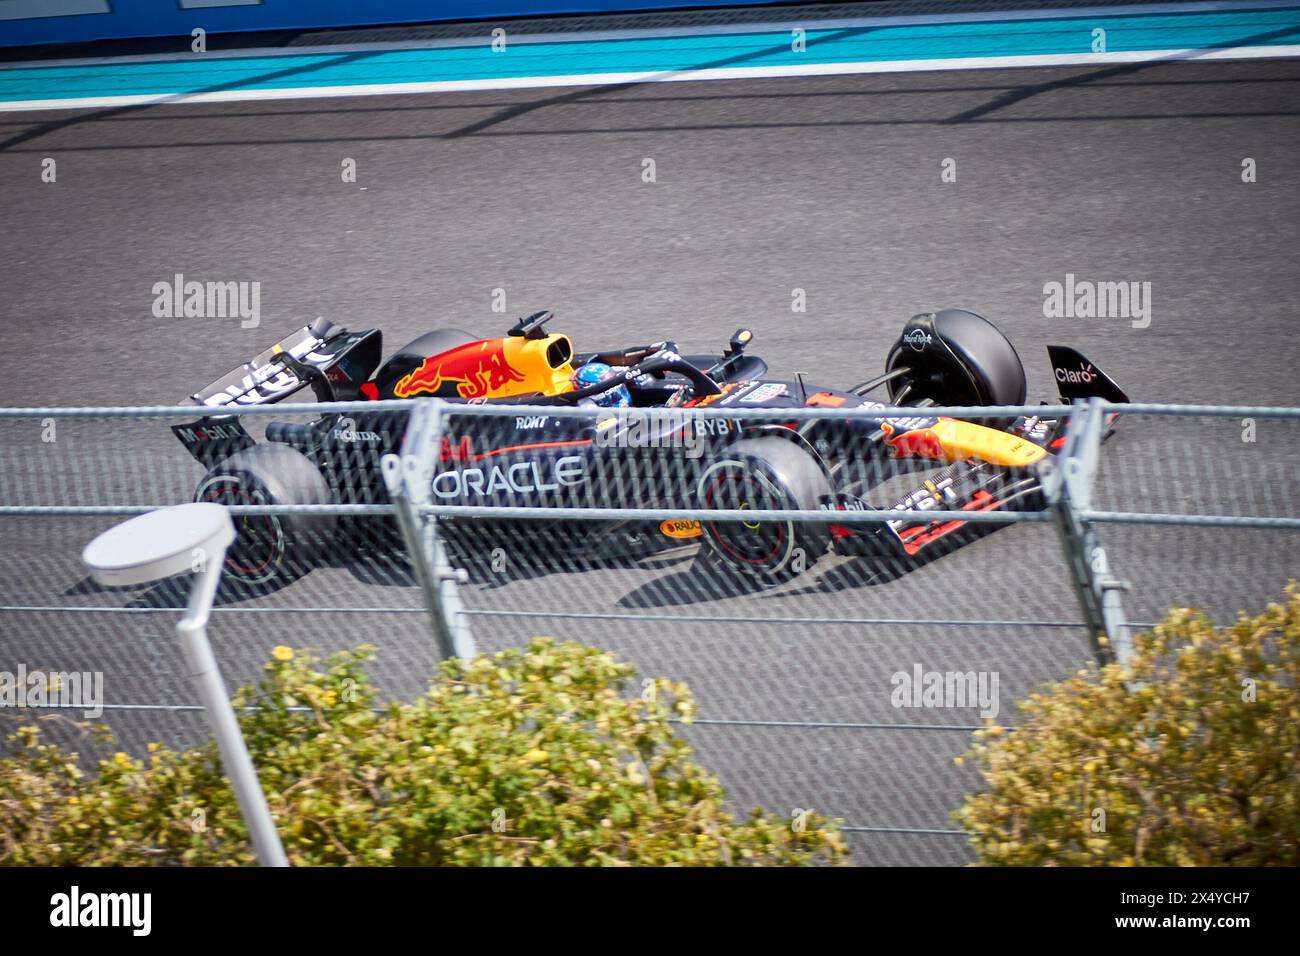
0,638,845,866
955,585,1300,866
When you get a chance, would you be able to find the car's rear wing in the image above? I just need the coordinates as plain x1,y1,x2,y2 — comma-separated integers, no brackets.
189,319,338,409
175,319,382,465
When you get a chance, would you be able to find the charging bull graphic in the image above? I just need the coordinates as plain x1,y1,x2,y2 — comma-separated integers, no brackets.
394,340,528,400
881,417,947,461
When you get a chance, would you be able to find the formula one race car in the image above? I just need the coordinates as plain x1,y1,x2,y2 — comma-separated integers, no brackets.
174,309,1129,587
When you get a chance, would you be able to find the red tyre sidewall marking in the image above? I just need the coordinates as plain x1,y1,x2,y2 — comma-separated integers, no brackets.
198,478,283,582
701,468,788,570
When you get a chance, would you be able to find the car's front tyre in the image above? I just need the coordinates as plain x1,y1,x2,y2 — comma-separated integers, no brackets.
696,436,831,582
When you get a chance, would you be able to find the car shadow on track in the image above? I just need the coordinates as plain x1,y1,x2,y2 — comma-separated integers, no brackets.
614,520,1020,608
62,540,422,608
613,550,904,610
60,506,1015,610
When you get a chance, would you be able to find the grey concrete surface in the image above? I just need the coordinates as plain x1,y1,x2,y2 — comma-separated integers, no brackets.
1,56,1298,864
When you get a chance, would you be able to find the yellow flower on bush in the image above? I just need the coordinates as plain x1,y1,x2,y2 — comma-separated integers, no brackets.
956,585,1300,866
0,639,847,867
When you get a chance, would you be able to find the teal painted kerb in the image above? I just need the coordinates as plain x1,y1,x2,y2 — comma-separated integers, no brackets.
2,8,1298,102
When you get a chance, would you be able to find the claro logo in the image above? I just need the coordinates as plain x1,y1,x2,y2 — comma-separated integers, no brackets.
432,456,585,498
1055,363,1096,384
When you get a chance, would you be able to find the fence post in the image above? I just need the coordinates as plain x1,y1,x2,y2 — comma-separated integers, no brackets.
381,398,475,661
1042,398,1134,666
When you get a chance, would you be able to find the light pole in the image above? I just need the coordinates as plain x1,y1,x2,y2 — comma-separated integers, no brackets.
82,502,289,867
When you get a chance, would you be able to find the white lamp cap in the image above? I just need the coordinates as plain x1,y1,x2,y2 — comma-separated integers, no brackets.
83,502,235,587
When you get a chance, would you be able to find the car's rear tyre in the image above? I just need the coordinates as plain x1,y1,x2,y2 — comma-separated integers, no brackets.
884,309,1027,408
195,444,337,588
697,436,831,582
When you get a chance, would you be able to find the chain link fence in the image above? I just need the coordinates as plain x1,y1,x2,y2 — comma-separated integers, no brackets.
1,399,1296,865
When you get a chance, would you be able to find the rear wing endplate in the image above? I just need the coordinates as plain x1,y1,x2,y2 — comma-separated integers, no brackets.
187,323,338,410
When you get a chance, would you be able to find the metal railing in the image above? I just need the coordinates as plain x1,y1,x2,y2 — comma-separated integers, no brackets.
1,397,1296,865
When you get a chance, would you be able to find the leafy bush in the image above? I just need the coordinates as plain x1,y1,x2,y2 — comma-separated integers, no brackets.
0,639,845,866
955,585,1300,866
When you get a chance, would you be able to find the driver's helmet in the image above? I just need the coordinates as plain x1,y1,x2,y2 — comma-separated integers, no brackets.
571,361,631,408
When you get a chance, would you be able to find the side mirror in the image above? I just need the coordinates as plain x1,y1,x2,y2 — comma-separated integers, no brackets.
728,328,753,354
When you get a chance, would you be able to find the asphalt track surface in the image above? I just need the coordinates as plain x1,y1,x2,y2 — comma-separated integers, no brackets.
2,55,1299,865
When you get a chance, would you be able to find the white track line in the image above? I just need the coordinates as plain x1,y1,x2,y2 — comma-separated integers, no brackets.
1,43,1299,113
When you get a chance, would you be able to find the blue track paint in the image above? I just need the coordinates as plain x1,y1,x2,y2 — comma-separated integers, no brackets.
0,1,765,49
1,6,1297,104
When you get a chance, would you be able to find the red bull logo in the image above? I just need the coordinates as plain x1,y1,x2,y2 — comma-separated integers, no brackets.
881,421,946,461
394,340,527,399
